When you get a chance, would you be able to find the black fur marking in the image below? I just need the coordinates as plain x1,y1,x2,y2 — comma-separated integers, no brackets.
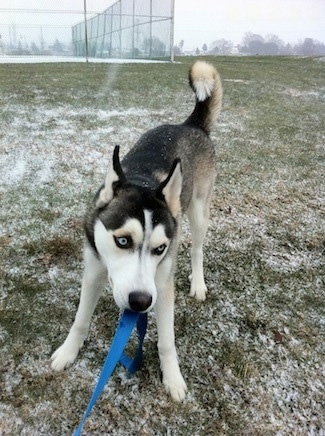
84,184,177,254
99,185,175,232
113,145,126,184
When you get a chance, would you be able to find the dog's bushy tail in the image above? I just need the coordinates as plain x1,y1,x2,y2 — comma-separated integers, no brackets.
184,61,222,134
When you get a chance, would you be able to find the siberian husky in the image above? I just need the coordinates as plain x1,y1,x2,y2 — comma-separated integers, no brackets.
51,61,222,402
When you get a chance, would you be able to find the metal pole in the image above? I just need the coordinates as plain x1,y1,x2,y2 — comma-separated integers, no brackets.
119,0,122,58
149,0,152,58
170,0,175,62
132,0,135,57
84,0,89,62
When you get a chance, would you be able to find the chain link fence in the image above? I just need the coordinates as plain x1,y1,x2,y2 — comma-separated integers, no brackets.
0,0,174,60
0,7,78,57
74,0,174,60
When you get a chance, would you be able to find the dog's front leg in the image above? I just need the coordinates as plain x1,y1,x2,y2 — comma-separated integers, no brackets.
155,278,187,402
51,244,107,371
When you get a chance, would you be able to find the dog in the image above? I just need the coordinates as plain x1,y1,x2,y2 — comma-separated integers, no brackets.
51,61,222,402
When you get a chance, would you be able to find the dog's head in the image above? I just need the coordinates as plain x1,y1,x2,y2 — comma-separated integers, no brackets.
92,146,182,313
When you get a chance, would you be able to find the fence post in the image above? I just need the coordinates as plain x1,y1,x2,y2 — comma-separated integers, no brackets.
170,0,175,62
84,0,89,62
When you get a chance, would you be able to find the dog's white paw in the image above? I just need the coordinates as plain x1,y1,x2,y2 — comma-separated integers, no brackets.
189,274,207,301
51,343,79,372
163,373,187,402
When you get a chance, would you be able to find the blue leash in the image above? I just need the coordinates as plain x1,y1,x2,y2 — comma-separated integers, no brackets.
74,310,148,436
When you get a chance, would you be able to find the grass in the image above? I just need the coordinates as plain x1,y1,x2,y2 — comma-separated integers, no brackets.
0,56,324,435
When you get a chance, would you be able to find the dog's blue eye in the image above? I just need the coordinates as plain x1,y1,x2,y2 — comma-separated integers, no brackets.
114,236,132,249
153,244,167,255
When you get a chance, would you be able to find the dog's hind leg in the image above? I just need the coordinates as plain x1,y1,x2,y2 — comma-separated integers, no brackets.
51,244,107,371
187,183,213,301
155,272,187,402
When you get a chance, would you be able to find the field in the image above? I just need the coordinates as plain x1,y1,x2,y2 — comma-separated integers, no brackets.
0,56,324,435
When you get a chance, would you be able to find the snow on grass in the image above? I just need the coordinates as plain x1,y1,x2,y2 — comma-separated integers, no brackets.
0,57,325,435
279,87,325,99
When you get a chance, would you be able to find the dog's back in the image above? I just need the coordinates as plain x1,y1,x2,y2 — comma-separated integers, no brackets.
121,61,222,211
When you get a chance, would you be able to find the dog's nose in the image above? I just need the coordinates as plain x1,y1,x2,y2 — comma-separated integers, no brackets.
129,291,152,312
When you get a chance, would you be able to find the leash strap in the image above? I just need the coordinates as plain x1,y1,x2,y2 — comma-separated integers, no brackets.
74,310,148,436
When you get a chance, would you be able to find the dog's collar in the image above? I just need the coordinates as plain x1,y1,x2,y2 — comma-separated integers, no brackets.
74,310,148,435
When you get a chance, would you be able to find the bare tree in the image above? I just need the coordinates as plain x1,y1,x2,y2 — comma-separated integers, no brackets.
242,32,264,47
265,34,284,48
295,38,325,55
210,39,233,55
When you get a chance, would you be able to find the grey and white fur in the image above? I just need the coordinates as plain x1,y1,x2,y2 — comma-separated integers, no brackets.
51,61,222,402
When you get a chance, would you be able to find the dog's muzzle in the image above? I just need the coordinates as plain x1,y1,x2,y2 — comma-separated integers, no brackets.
129,291,152,312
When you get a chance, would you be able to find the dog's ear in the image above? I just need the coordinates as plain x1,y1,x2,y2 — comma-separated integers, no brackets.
157,159,183,218
96,146,126,208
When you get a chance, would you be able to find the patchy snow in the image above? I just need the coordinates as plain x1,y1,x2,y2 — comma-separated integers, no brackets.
0,151,56,189
224,79,250,84
265,251,322,272
279,87,324,98
1,157,27,186
1,59,324,435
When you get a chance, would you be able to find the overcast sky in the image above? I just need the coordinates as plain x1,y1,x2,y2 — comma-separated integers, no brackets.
1,0,324,49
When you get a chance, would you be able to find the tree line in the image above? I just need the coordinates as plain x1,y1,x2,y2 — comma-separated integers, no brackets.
175,32,325,56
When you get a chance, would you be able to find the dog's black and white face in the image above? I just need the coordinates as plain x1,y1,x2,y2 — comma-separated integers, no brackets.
94,190,177,312
91,147,182,313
